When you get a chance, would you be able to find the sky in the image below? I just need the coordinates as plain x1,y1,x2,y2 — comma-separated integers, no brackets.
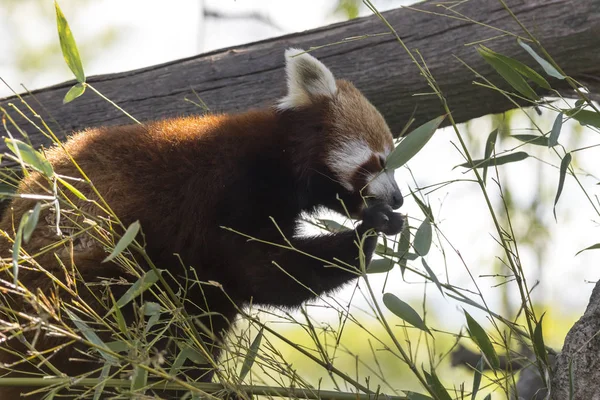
1,0,599,345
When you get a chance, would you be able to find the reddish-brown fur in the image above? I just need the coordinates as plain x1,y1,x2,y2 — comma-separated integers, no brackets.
0,71,403,397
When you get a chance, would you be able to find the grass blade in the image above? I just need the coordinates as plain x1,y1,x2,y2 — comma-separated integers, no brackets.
533,313,549,366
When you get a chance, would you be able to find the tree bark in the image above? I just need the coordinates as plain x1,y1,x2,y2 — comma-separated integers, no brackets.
1,0,600,158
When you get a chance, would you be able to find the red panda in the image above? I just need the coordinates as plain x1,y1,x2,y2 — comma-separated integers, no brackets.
0,48,404,398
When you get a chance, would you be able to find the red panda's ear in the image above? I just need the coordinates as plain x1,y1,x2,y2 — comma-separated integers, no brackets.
277,48,338,110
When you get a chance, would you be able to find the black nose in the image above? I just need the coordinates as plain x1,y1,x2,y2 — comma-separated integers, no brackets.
391,191,403,209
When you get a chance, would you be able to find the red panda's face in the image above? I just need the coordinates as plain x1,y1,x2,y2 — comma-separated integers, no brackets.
278,49,403,217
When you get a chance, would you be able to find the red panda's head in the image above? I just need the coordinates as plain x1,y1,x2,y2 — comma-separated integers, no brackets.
278,48,403,217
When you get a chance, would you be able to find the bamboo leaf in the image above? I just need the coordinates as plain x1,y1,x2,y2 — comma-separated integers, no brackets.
549,112,563,147
482,129,498,184
367,258,395,274
413,218,432,256
239,328,263,381
113,269,161,310
383,293,431,334
397,224,411,276
519,40,565,79
511,134,549,147
12,216,25,285
478,46,538,100
553,153,571,220
576,243,600,256
386,115,446,170
423,370,452,400
480,46,550,89
422,259,444,296
65,309,118,364
533,313,549,366
465,311,499,369
565,109,600,129
55,1,85,83
93,363,112,400
5,138,54,177
472,357,485,400
57,177,88,200
458,151,529,169
131,364,148,394
411,191,433,222
63,83,86,104
103,220,141,263
22,203,41,243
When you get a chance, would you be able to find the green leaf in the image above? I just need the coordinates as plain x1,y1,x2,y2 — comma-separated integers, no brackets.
383,293,430,334
112,269,161,311
131,364,148,394
57,177,88,200
576,243,600,256
397,225,411,276
423,370,452,400
239,328,263,381
386,115,446,170
22,203,41,243
413,218,432,256
480,46,550,89
519,40,564,79
63,83,86,104
367,257,395,274
565,109,600,129
422,259,443,296
103,220,141,263
482,129,498,184
55,1,85,83
5,138,54,177
93,363,112,400
533,313,549,366
465,311,499,369
549,112,563,147
511,134,549,147
12,216,25,285
553,153,571,220
169,344,208,376
458,151,529,169
411,191,433,222
478,46,538,100
472,357,485,400
65,309,118,364
483,395,492,400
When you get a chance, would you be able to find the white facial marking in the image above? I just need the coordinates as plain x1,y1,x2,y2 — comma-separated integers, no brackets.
327,139,372,191
277,48,338,110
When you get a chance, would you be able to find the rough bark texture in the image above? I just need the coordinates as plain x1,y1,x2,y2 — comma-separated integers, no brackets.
552,281,600,399
1,0,600,158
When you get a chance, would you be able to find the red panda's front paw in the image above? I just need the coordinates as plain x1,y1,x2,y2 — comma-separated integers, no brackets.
360,203,405,236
